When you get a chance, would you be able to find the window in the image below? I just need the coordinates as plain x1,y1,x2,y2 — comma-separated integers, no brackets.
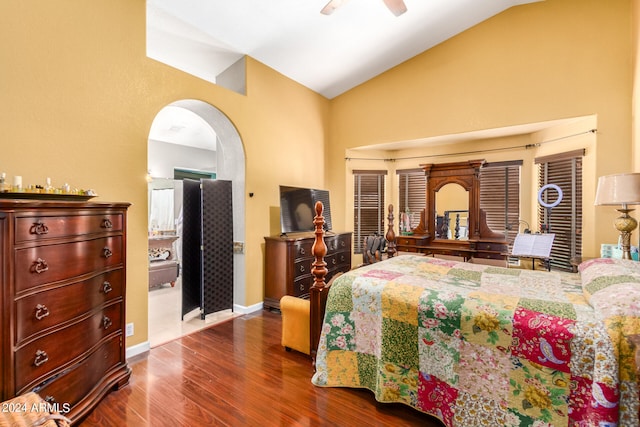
353,170,386,254
479,161,522,253
535,150,584,271
397,168,426,230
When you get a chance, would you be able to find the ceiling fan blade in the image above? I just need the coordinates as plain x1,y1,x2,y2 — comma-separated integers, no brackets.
382,0,407,16
321,0,350,15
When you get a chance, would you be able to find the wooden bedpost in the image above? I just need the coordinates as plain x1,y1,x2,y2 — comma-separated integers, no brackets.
386,204,396,258
310,201,328,363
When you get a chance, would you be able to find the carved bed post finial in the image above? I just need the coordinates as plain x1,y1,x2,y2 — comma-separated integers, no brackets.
311,201,328,288
386,204,396,258
310,201,328,363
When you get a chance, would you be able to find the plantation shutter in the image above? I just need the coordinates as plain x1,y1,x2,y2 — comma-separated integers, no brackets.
479,161,521,252
353,170,386,254
397,168,426,229
535,150,584,271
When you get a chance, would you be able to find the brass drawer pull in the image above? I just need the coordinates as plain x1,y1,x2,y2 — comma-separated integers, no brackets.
35,304,50,320
102,315,113,330
299,265,305,273
101,218,113,229
103,247,113,258
102,281,113,294
32,258,49,274
299,248,305,255
34,349,49,367
30,221,49,235
299,283,304,291
332,258,337,265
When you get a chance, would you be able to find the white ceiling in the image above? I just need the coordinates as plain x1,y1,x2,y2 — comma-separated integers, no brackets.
146,0,550,151
147,0,539,99
148,105,218,151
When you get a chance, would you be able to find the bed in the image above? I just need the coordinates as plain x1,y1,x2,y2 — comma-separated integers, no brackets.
308,202,640,427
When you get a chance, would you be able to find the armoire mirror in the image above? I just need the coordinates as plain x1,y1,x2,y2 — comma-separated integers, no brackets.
435,183,469,240
422,160,484,245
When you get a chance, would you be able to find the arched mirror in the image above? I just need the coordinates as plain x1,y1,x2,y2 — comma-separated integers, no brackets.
422,160,484,245
434,183,469,240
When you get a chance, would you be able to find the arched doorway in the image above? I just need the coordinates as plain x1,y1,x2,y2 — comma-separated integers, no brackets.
147,99,246,346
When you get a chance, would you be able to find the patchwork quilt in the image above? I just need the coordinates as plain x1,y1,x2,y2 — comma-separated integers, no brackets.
312,255,640,427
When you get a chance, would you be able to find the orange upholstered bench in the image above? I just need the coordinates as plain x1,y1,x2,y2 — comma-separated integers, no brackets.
280,295,310,355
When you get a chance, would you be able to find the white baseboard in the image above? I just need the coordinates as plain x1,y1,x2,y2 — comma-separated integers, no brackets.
233,301,263,314
126,341,151,359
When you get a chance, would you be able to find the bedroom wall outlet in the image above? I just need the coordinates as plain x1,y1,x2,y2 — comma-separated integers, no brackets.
126,323,134,337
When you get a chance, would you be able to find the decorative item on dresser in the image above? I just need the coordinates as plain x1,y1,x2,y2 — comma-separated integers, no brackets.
263,231,351,311
0,200,131,424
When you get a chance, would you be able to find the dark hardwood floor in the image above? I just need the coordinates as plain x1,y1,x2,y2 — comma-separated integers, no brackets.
79,310,444,426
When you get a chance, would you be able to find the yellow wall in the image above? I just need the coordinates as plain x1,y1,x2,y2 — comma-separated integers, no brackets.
634,0,640,169
328,0,633,259
1,0,637,349
1,0,329,348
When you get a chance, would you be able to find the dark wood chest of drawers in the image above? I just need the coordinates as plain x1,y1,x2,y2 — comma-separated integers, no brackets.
264,232,352,310
0,200,131,423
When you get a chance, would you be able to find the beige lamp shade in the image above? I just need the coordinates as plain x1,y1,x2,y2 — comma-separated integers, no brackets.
594,173,640,206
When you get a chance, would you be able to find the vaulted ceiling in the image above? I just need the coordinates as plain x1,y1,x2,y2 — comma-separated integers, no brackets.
147,0,540,99
146,0,559,151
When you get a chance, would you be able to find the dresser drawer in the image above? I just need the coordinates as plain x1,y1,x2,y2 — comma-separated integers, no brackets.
325,251,349,269
397,236,429,247
14,236,123,293
293,274,314,297
15,302,122,391
396,245,421,253
474,241,507,253
325,234,351,252
15,269,124,344
29,335,123,407
293,240,313,260
292,257,314,280
293,266,348,298
15,213,123,243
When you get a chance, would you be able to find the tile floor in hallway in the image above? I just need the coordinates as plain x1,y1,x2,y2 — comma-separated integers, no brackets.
148,278,237,348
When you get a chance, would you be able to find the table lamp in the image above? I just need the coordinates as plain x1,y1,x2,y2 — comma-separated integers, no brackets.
594,173,640,260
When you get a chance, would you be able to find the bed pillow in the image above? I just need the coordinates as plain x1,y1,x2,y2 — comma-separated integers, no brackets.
579,257,640,316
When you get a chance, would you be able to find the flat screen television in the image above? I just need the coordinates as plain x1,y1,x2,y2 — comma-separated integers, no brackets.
279,185,332,234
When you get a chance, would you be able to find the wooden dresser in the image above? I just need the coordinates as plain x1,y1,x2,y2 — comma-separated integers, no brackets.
264,232,352,310
0,200,131,423
395,234,429,253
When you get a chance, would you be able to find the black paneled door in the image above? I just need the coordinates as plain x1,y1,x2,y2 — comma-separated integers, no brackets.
182,179,233,319
182,179,202,319
201,179,233,316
